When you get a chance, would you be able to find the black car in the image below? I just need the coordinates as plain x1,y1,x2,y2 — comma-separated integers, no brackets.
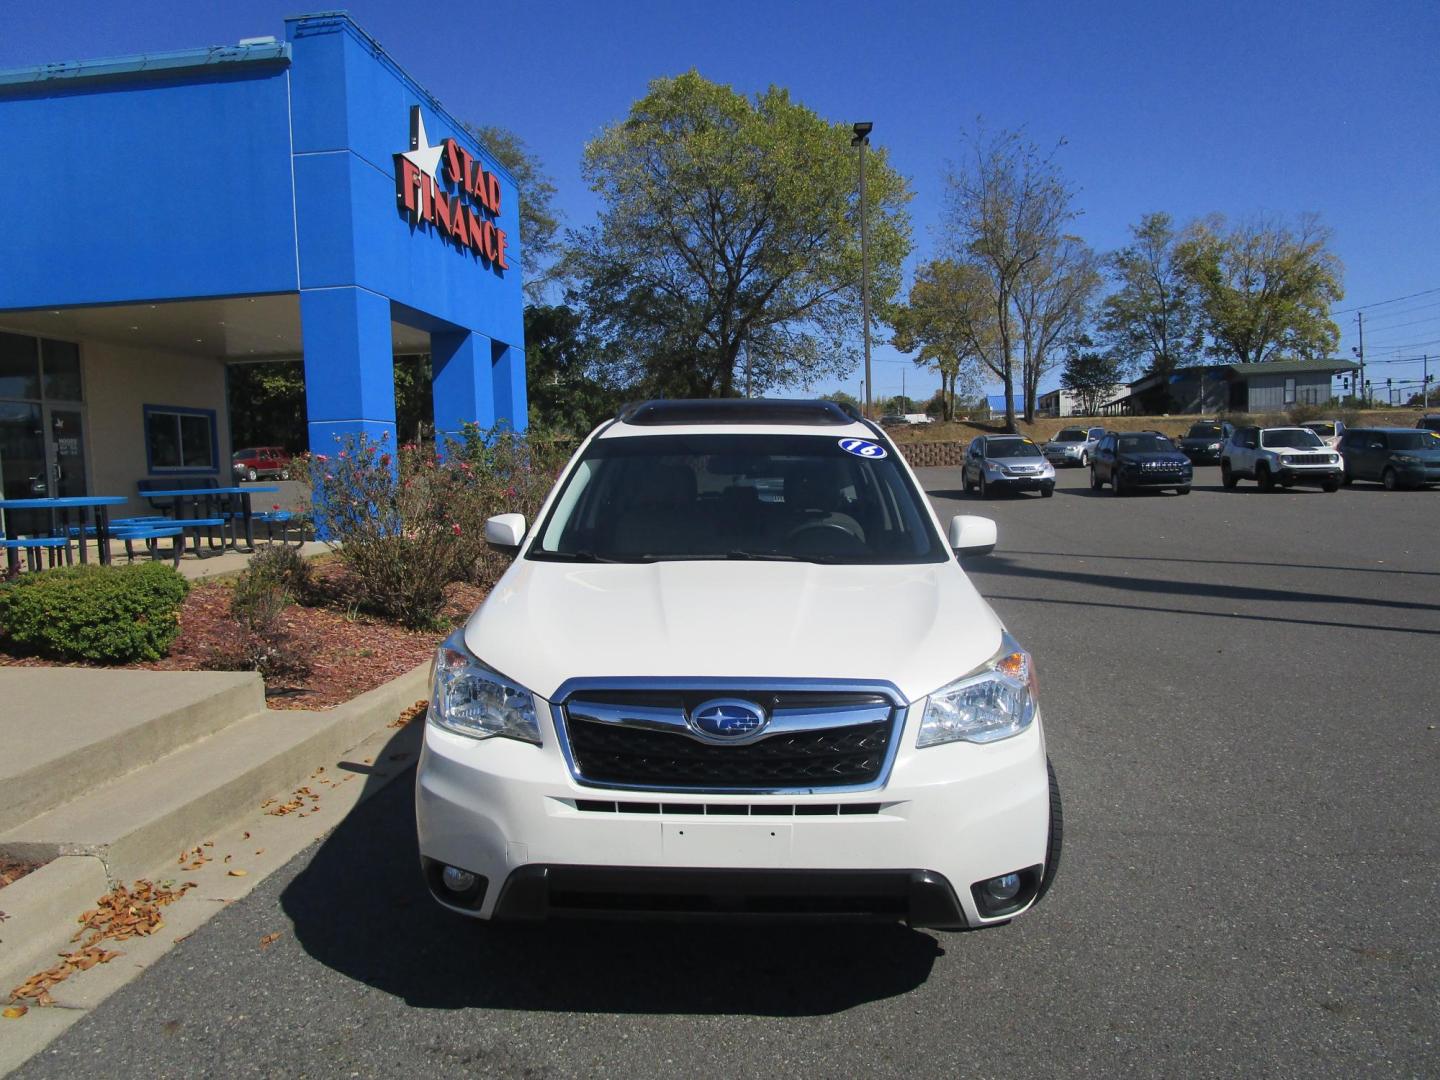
1090,431,1193,495
1417,415,1440,434
1340,427,1440,489
1177,420,1234,464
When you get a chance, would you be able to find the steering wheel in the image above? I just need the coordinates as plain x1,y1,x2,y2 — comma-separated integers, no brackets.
785,521,868,555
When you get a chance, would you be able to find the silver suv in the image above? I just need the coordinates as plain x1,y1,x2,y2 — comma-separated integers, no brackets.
1221,426,1342,492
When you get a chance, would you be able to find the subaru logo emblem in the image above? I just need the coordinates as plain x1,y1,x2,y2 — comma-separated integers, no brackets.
689,698,768,742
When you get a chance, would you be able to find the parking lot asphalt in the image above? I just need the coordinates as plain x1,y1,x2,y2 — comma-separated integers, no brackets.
15,465,1439,1079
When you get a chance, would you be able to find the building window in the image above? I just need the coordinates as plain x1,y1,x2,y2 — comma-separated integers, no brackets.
144,406,217,473
1284,377,1297,404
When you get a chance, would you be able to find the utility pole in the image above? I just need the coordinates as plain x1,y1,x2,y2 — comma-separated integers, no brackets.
852,122,874,417
1355,311,1366,406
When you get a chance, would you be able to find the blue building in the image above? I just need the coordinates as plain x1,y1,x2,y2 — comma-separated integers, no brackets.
0,13,525,516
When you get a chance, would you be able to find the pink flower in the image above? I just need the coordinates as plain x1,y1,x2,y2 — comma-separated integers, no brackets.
505,485,517,498
271,504,280,511
315,454,328,463
451,523,462,536
338,450,347,460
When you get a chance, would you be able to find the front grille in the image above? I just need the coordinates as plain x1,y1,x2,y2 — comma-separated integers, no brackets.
1286,454,1334,466
560,689,897,792
572,799,883,816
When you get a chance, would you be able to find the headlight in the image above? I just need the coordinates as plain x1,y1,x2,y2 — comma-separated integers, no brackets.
918,632,1037,748
1209,442,1222,450
428,630,541,744
1393,454,1418,465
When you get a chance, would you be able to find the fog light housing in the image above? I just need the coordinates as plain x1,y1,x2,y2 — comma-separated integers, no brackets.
422,857,488,909
442,866,477,893
971,865,1042,918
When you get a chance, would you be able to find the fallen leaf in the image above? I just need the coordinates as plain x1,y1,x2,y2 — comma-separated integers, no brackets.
242,831,251,840
3,1005,27,1019
259,932,282,949
227,869,248,877
223,855,231,863
254,849,265,855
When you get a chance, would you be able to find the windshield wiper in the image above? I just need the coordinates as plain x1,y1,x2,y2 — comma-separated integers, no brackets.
531,550,627,563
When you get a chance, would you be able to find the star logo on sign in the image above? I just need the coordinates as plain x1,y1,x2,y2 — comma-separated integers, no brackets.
402,106,443,183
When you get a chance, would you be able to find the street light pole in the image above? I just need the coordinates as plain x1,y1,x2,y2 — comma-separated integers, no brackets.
852,121,873,418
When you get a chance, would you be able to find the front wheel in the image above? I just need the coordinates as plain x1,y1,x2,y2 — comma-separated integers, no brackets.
280,469,290,481
1080,451,1089,467
1041,484,1054,498
1322,477,1340,493
1382,467,1398,491
1257,465,1275,491
1090,467,1102,490
978,474,990,499
246,467,258,482
963,470,975,494
1342,470,1353,486
1176,486,1191,495
1221,461,1238,489
1110,472,1124,497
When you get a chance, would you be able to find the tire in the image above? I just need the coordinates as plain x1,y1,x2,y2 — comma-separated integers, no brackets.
246,468,258,482
280,470,290,481
1090,467,1102,491
1035,758,1064,906
1382,467,1398,491
1221,461,1238,489
978,474,989,499
1080,451,1089,468
1110,471,1124,497
1257,465,1275,491
1176,486,1191,495
1342,470,1353,487
1041,484,1054,498
963,471,975,494
1322,478,1339,493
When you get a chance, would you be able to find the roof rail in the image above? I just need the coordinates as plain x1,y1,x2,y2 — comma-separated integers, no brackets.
616,399,860,427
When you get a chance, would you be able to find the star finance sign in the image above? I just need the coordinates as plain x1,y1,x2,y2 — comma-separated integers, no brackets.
394,106,510,270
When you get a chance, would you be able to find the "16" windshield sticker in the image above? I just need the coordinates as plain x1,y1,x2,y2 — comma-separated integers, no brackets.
838,438,887,459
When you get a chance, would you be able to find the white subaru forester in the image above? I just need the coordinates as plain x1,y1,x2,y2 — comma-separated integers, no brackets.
416,399,1061,929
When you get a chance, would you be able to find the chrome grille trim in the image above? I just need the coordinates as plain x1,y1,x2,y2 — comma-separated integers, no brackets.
548,677,909,796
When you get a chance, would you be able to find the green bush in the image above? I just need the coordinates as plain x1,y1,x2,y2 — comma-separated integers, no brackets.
0,562,190,663
295,425,570,628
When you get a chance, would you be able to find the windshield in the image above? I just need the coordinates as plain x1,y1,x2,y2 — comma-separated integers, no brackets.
1053,429,1087,442
1301,422,1336,437
1390,432,1440,451
530,434,947,564
1117,434,1177,454
1261,429,1324,449
987,438,1042,458
1186,424,1223,439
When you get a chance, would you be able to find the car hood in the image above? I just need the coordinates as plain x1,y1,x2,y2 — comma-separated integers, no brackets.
1179,436,1223,446
462,557,1005,703
1043,441,1084,451
986,454,1051,467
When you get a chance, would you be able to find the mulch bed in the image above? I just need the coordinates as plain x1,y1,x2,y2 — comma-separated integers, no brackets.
0,563,488,712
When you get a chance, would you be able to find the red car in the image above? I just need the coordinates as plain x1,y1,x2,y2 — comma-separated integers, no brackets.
231,446,292,481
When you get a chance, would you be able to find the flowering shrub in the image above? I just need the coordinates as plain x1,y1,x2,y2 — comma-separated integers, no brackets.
296,426,569,628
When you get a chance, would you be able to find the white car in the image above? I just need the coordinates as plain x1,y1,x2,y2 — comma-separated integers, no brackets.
417,399,1060,930
1221,425,1343,491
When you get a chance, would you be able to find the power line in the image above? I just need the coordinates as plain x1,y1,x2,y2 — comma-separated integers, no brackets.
1332,285,1440,316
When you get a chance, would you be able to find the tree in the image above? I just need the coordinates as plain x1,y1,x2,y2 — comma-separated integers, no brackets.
569,71,912,399
820,389,862,413
1060,341,1122,416
1015,234,1102,420
228,362,306,450
1097,212,1204,378
523,303,624,434
941,124,1081,429
463,124,562,301
889,258,996,422
1181,213,1344,365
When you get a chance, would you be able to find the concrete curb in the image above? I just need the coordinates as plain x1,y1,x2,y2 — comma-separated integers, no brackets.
0,661,429,1007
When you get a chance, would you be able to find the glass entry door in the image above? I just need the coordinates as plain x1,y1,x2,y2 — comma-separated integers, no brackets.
47,407,88,498
0,400,48,535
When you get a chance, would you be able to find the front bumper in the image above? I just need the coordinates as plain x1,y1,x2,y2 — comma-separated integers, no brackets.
1043,450,1084,467
1119,468,1192,488
1275,465,1343,485
416,701,1051,928
1182,446,1222,464
986,471,1055,490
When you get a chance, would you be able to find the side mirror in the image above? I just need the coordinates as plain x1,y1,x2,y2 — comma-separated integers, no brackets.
484,512,527,551
949,515,997,558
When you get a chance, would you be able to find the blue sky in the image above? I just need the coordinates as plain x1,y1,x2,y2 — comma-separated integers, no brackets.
6,1,1438,403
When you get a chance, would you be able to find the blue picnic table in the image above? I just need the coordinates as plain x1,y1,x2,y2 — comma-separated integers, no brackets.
0,495,129,571
140,486,281,554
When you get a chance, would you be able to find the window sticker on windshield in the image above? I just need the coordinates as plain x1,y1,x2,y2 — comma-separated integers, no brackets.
838,438,887,459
